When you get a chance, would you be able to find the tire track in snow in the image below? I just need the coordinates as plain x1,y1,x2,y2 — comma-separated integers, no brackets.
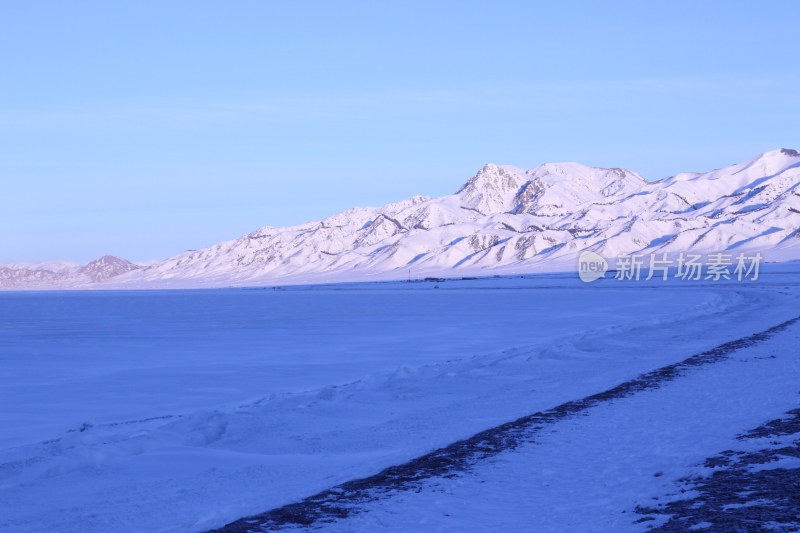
207,315,800,533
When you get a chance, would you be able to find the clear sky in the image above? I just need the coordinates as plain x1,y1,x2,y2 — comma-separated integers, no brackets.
2,1,799,263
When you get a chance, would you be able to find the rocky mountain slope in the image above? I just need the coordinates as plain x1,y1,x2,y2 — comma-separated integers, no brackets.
3,149,800,289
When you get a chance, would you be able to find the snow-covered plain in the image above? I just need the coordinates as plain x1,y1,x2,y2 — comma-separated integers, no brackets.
2,265,800,532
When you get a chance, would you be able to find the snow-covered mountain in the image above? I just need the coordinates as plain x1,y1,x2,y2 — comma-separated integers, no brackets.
0,256,140,289
4,149,800,289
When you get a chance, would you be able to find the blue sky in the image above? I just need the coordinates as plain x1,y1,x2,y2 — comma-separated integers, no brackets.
2,1,799,263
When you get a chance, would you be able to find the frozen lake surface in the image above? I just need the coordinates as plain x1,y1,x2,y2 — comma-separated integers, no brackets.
2,267,800,532
1,274,709,448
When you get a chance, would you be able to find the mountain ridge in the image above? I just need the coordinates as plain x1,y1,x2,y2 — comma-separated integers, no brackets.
4,149,800,289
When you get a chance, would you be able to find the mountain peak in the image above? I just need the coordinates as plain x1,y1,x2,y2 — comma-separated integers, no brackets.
725,147,800,181
79,255,140,282
456,164,527,213
745,147,799,163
